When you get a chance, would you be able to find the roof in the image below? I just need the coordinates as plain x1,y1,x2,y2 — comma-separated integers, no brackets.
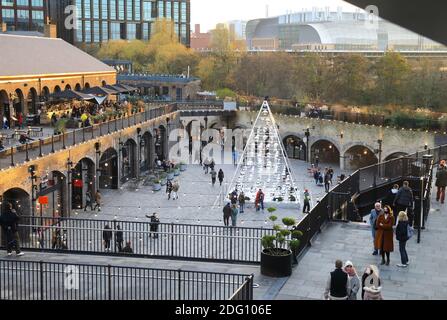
118,74,200,84
0,34,115,77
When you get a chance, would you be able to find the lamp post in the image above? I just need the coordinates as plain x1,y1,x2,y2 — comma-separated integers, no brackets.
137,128,142,179
66,159,73,217
28,165,38,221
304,128,310,163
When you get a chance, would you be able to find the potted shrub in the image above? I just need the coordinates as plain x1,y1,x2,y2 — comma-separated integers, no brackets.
166,169,175,181
260,216,301,277
180,161,187,171
289,195,296,202
152,179,162,191
174,164,180,176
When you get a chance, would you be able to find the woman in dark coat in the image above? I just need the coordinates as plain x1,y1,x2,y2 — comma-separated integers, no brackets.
375,205,395,266
395,211,410,267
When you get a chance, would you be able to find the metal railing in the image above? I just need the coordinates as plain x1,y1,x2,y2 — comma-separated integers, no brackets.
7,216,276,264
0,259,253,300
0,104,177,170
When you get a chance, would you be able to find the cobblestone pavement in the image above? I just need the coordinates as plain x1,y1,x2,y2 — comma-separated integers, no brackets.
75,160,344,228
277,178,447,300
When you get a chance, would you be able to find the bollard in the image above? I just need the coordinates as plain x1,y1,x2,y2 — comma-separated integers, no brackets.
62,132,66,149
25,143,29,161
51,135,55,153
39,139,43,157
82,127,85,142
73,130,76,146
10,146,14,167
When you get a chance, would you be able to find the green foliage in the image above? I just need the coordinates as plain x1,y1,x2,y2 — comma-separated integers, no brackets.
216,88,237,100
282,217,296,227
267,207,277,213
268,215,278,221
262,216,303,256
292,230,304,239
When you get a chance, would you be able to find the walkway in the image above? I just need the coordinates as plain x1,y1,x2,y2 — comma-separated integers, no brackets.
277,177,447,300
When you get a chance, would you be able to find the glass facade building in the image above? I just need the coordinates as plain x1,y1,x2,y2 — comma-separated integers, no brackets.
0,0,47,33
49,0,190,46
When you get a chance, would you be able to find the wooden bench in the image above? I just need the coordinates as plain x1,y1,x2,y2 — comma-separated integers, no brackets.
27,127,44,137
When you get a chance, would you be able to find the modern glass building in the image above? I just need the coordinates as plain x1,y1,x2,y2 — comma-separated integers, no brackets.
246,7,445,51
48,0,190,46
0,0,48,33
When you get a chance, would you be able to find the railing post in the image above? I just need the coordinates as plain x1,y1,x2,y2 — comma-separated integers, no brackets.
170,223,174,257
10,146,14,167
51,135,55,153
177,269,182,300
25,143,29,161
99,123,103,136
39,139,43,157
39,261,44,300
82,127,86,142
91,125,95,139
108,119,111,134
73,130,76,146
62,132,66,149
108,265,112,300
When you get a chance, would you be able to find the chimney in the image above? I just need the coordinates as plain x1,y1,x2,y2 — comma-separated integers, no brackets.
1,22,6,33
44,23,57,38
195,24,200,34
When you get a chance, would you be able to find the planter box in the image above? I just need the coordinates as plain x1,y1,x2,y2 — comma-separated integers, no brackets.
160,178,167,186
152,183,162,192
180,164,187,171
260,249,292,277
174,169,180,176
167,172,174,181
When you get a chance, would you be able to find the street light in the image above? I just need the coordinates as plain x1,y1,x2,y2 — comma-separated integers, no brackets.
304,127,310,163
28,164,38,220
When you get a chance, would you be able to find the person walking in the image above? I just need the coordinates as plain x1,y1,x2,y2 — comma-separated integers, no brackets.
324,169,331,193
210,169,217,186
203,158,210,174
375,205,395,266
396,211,410,267
93,191,102,212
102,224,112,252
393,181,414,226
255,189,265,212
223,203,232,227
238,191,245,214
166,180,173,200
230,204,239,227
115,225,124,252
436,160,447,204
303,189,311,214
369,202,382,255
122,241,133,253
147,213,160,239
84,191,94,211
313,170,320,185
362,265,383,300
323,260,350,300
344,261,360,300
171,181,179,200
315,155,320,168
0,202,24,257
218,169,224,186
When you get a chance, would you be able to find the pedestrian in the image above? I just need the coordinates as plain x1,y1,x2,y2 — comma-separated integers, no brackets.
210,159,215,171
231,204,239,227
211,169,217,186
255,189,265,212
17,112,23,129
369,202,382,255
166,180,173,200
324,169,331,193
115,225,124,252
315,155,320,168
230,190,238,205
84,191,94,211
238,191,245,213
223,203,232,227
122,241,133,253
93,190,102,212
362,265,383,300
395,211,410,267
393,181,414,226
52,227,62,249
203,158,210,174
218,169,224,186
344,260,360,300
0,202,24,256
328,167,334,184
147,213,160,238
0,139,5,151
436,160,447,204
103,224,112,252
323,260,350,300
303,189,311,214
375,205,395,266
313,170,320,185
171,180,179,200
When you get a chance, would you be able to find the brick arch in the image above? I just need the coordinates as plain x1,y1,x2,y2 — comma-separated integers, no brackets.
341,141,376,156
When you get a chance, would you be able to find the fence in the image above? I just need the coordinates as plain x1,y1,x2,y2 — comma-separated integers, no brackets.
7,216,276,264
0,259,253,300
0,104,177,170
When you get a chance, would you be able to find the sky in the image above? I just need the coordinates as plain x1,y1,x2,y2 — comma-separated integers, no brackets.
191,0,361,32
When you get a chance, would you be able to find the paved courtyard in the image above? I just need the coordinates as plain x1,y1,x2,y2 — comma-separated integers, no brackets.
75,160,343,228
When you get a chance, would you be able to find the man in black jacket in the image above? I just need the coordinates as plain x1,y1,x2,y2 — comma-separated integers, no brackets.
394,181,414,226
223,203,232,227
436,160,447,204
0,202,24,256
324,260,350,300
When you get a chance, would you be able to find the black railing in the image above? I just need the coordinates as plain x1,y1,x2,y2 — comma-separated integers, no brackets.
0,259,252,300
7,216,276,264
0,104,177,170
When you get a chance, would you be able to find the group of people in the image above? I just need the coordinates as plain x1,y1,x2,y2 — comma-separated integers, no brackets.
166,180,180,200
324,260,383,300
312,167,334,192
102,224,133,253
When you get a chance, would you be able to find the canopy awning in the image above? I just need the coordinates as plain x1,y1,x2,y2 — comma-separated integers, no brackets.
83,86,118,96
115,83,138,92
50,90,96,101
104,84,128,94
